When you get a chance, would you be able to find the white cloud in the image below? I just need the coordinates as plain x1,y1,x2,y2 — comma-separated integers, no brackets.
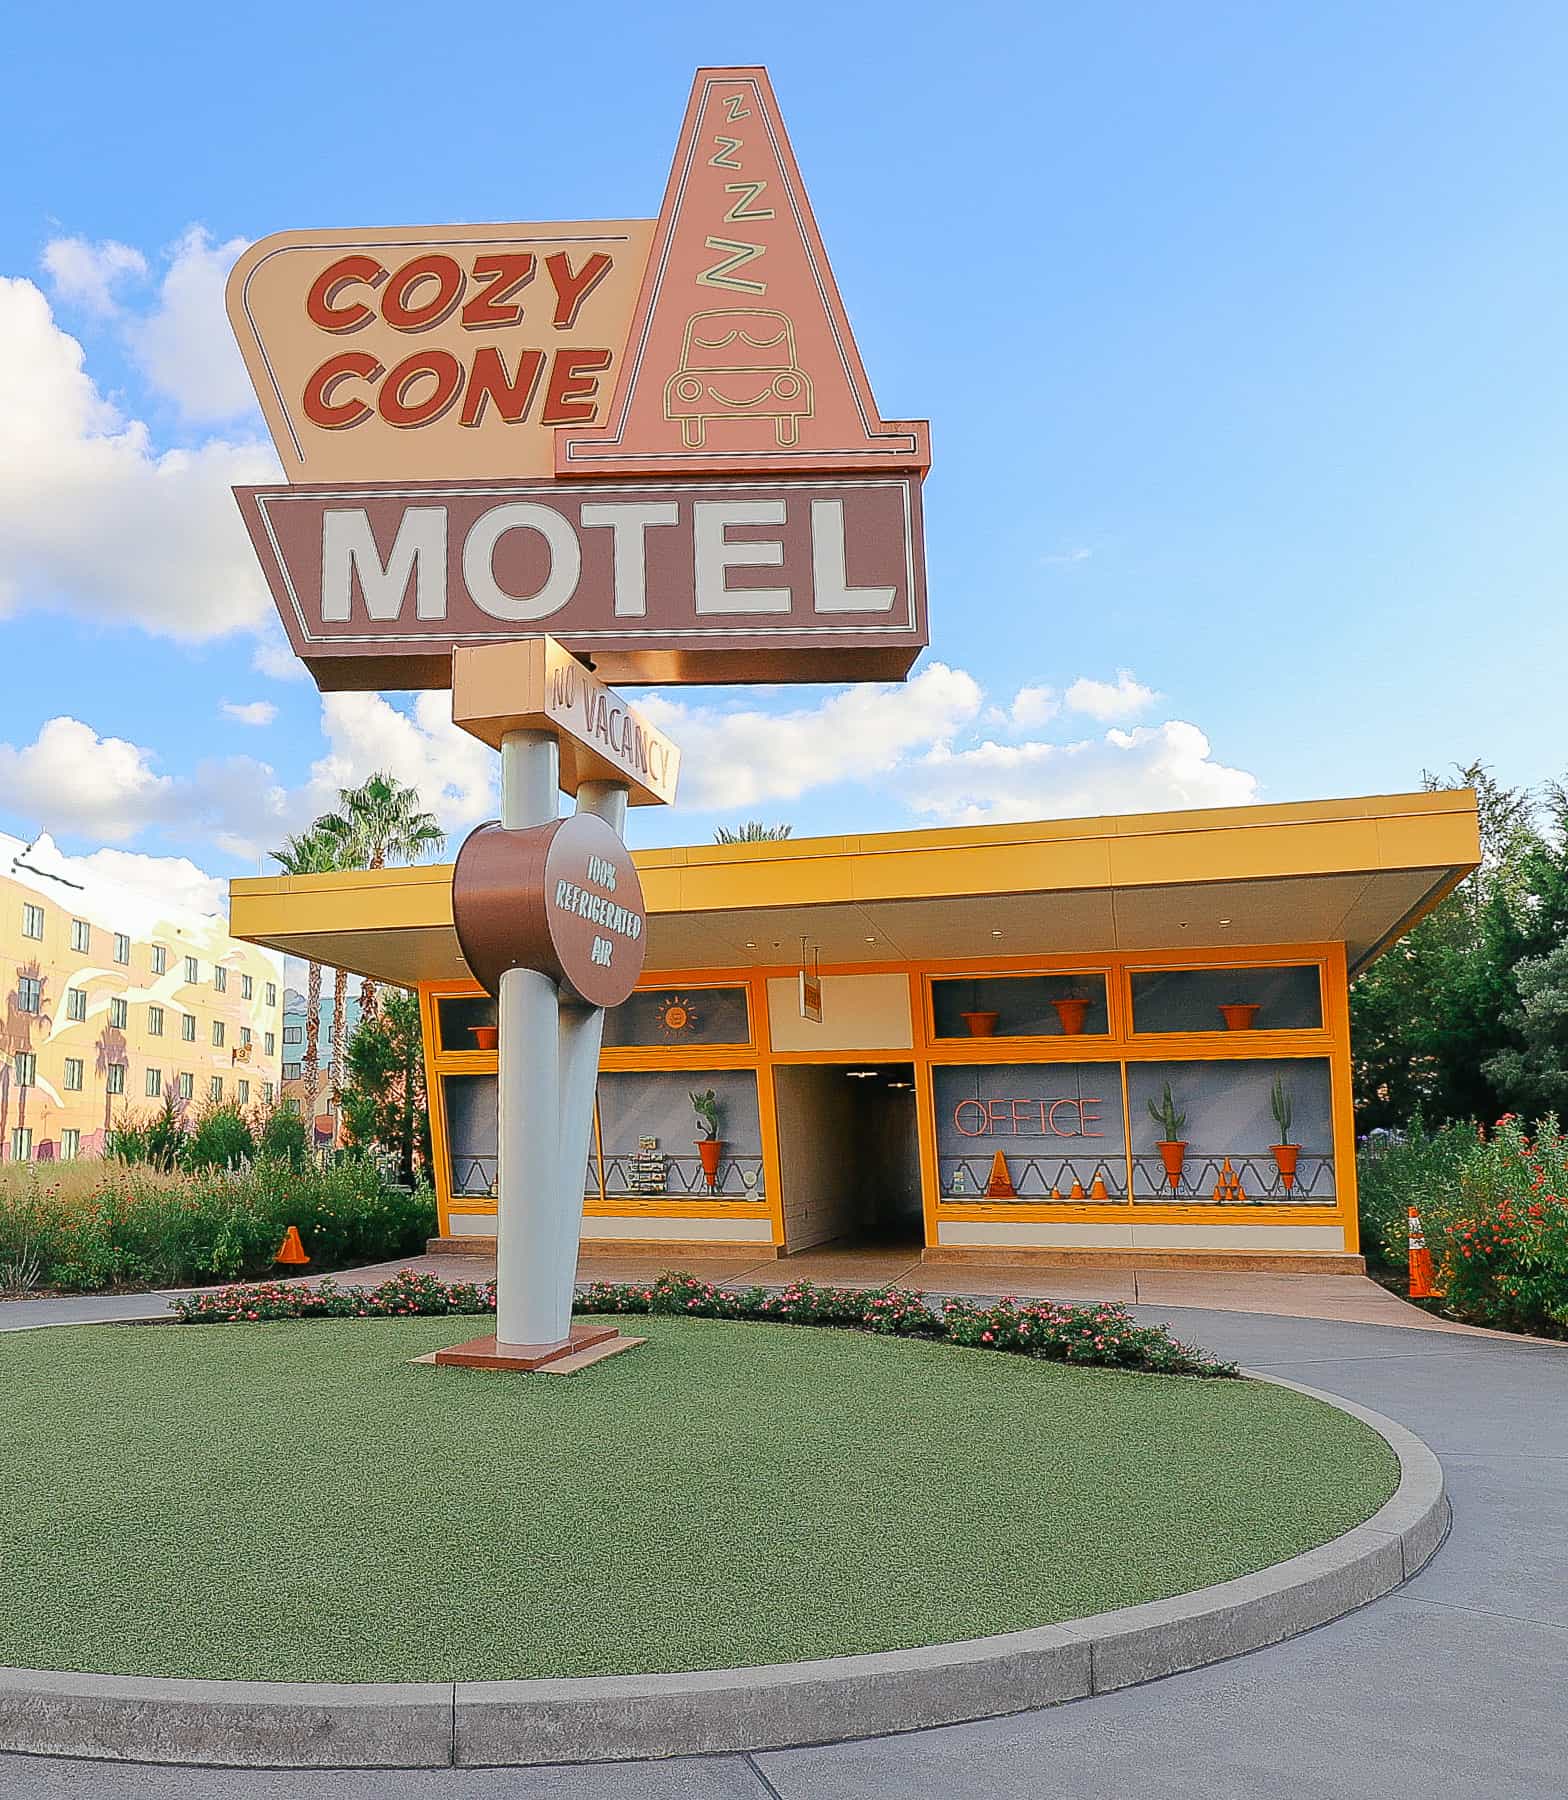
1063,669,1160,722
222,700,277,727
66,846,229,919
1009,684,1059,730
251,630,309,682
639,664,984,811
41,236,148,315
0,276,279,641
899,721,1259,826
306,693,496,840
1040,546,1092,566
124,227,256,423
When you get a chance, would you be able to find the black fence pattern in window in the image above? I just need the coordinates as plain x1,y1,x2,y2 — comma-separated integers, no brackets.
940,1153,1127,1202
1131,1152,1335,1204
601,1151,766,1200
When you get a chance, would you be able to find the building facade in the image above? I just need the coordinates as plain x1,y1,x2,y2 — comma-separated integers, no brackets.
1,833,285,1162
281,981,361,1138
233,791,1480,1272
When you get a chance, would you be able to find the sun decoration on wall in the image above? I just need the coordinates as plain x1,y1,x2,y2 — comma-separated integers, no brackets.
656,994,699,1039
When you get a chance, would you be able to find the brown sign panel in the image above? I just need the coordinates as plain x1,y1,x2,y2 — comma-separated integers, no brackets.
235,475,925,689
452,813,647,1008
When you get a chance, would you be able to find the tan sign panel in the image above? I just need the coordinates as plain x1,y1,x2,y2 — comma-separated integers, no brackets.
451,637,680,807
235,474,925,689
227,221,653,483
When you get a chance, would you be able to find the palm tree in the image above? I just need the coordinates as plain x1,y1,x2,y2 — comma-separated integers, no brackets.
269,829,341,1124
314,773,444,1021
714,821,793,844
7,962,52,1143
94,1022,127,1141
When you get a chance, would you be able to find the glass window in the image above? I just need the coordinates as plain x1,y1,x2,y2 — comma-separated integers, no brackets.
442,1073,500,1197
61,1129,80,1160
212,1021,225,1048
146,1068,162,1097
151,945,168,976
597,1068,766,1200
178,1072,194,1100
10,1128,31,1162
263,1082,275,1106
14,1052,35,1087
931,973,1110,1040
63,1058,83,1092
109,997,128,1029
114,933,131,965
213,965,228,993
106,1063,126,1096
238,1080,250,1104
148,1005,164,1036
184,956,199,983
600,986,752,1049
1130,966,1323,1035
1126,1058,1336,1203
181,1014,196,1042
210,1076,224,1102
436,994,497,1051
283,1062,303,1081
70,919,90,953
283,1024,304,1045
265,983,277,1009
934,1063,1126,1200
241,974,253,1001
17,977,41,1015
240,1027,252,1048
264,1031,276,1056
65,987,87,1022
22,904,44,940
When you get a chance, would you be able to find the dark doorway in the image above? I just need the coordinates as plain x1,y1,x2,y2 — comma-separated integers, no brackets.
773,1063,922,1253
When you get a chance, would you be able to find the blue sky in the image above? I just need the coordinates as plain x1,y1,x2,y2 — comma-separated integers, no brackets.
2,0,1565,909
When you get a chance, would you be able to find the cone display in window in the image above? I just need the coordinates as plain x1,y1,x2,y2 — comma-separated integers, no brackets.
984,1151,1015,1198
1212,1159,1247,1204
275,1225,310,1266
1089,1173,1108,1200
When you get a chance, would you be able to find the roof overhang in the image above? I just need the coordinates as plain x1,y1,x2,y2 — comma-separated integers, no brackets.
229,789,1481,989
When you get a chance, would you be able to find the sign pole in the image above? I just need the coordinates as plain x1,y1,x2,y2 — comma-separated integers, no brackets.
495,728,562,1351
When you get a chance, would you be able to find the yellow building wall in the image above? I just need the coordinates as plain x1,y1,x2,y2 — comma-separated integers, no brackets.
0,868,285,1162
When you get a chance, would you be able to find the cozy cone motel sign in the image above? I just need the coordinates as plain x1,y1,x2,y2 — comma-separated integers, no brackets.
228,67,930,1363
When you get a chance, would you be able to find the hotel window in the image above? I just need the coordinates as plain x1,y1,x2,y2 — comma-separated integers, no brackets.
283,1061,303,1081
934,1064,1128,1201
284,1024,304,1046
182,1014,196,1042
61,1128,80,1160
1128,966,1324,1035
262,1082,275,1105
284,1096,300,1114
146,1068,163,1098
931,973,1111,1041
238,1079,250,1104
213,965,228,993
210,1076,224,1102
152,945,168,976
17,976,41,1015
114,932,131,965
70,918,90,953
63,1057,83,1092
14,1052,35,1088
10,1128,31,1163
212,1021,225,1048
241,973,253,1001
66,987,87,1022
22,903,43,940
265,1031,276,1056
106,1062,126,1096
109,997,128,1029
179,1072,194,1100
148,1005,164,1036
184,956,199,983
240,1026,252,1048
265,982,277,1009
599,986,752,1050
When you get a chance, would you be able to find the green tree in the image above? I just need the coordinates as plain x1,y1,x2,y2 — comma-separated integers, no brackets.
1483,942,1568,1116
315,774,444,1022
713,821,793,843
269,828,343,1125
339,991,430,1186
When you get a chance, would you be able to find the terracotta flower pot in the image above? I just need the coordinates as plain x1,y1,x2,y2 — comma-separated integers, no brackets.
1051,996,1092,1036
960,1010,1000,1037
1218,1003,1260,1031
695,1137,725,1189
1271,1143,1300,1192
469,1025,499,1051
1156,1140,1187,1189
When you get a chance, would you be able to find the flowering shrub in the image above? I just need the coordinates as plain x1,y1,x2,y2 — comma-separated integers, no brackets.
174,1266,1236,1377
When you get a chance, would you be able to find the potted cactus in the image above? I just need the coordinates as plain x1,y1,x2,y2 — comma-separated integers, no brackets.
1147,1081,1188,1190
691,1088,725,1190
1270,1077,1299,1192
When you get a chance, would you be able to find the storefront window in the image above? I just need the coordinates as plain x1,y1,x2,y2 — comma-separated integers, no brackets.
931,973,1110,1040
597,1068,765,1199
933,1063,1126,1200
437,995,498,1051
1126,1058,1335,1202
441,1072,597,1202
601,985,750,1049
1129,965,1322,1034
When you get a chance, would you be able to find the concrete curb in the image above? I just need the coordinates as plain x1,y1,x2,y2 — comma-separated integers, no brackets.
0,1373,1445,1769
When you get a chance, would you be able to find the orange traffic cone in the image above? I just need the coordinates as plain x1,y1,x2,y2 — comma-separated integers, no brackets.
984,1151,1016,1198
1407,1208,1439,1299
275,1225,310,1268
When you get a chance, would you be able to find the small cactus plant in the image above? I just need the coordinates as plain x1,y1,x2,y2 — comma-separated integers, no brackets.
1147,1082,1186,1142
690,1089,721,1141
1270,1077,1296,1145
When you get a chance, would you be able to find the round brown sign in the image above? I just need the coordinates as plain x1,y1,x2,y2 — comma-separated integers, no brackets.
451,813,647,1008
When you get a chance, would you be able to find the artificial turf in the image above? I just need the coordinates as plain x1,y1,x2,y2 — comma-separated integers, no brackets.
0,1317,1398,1681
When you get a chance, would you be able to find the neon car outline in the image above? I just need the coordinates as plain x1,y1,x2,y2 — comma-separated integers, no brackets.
663,308,813,448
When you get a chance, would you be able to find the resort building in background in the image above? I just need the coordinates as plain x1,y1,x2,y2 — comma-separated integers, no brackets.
0,832,285,1161
234,789,1479,1272
281,979,360,1140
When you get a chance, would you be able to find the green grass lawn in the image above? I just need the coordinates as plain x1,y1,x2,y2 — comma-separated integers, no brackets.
0,1317,1397,1682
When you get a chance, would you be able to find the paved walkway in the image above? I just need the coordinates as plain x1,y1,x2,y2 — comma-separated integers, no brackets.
2,1271,1565,1795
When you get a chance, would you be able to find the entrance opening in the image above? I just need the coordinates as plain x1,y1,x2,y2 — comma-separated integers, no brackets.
773,1062,923,1254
